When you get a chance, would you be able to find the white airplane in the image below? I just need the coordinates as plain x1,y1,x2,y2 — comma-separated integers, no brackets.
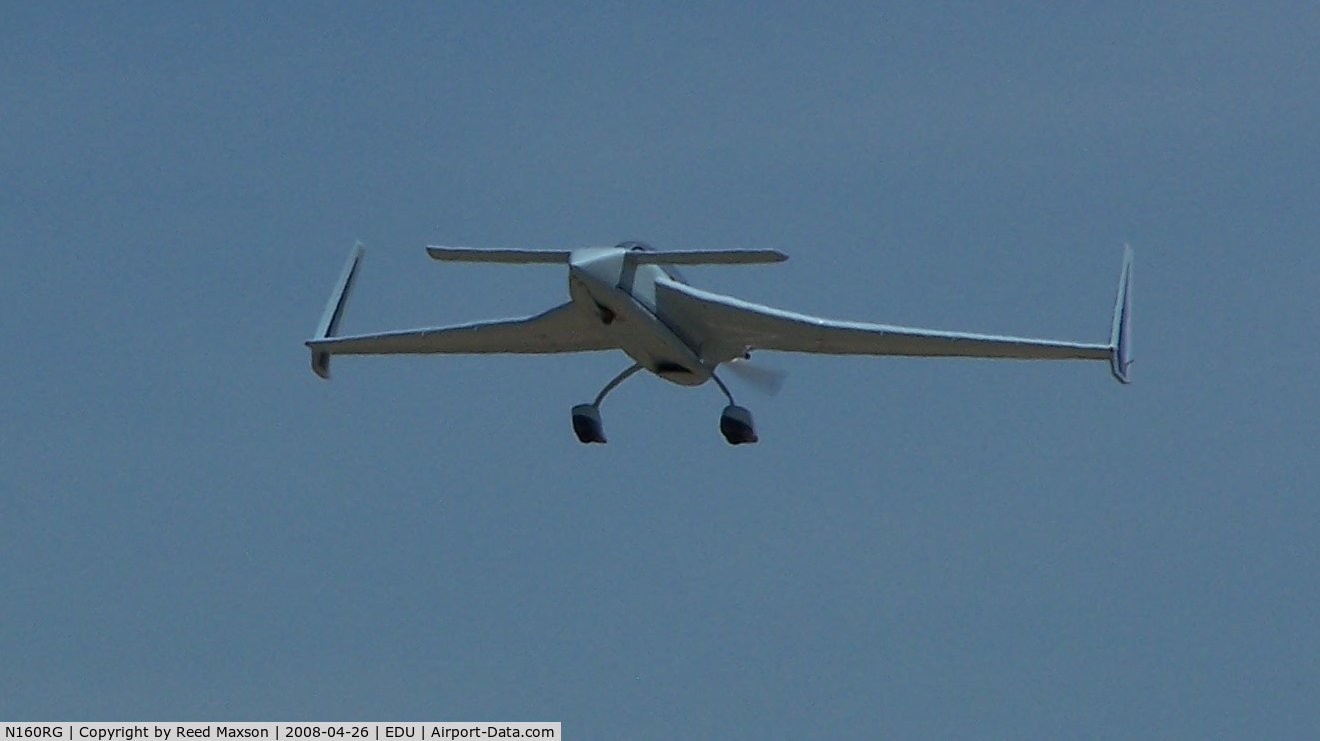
307,241,1133,445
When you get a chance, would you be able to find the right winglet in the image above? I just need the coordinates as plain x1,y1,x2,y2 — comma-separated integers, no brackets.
1109,245,1134,384
309,242,366,379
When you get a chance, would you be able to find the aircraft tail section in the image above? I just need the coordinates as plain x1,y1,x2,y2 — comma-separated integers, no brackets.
1109,245,1134,384
309,242,365,379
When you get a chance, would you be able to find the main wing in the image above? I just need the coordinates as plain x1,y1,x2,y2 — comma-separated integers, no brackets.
307,243,616,379
655,247,1132,383
307,301,616,358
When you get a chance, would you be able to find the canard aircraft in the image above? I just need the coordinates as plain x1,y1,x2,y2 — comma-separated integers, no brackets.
307,242,1132,445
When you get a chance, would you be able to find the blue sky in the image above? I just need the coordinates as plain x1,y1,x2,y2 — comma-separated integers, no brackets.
3,3,1317,736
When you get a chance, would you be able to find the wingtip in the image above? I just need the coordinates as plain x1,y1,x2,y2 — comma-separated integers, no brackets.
1109,245,1133,384
309,242,366,379
311,351,331,379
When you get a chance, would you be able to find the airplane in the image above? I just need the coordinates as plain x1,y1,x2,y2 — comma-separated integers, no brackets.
306,240,1133,445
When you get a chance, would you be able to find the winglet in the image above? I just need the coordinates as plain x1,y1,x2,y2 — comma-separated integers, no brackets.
1109,245,1134,384
309,242,365,379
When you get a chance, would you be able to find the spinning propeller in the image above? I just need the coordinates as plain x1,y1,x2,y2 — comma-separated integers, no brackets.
725,355,787,397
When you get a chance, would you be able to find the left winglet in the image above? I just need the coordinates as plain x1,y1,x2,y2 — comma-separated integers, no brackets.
309,242,365,379
1109,245,1134,384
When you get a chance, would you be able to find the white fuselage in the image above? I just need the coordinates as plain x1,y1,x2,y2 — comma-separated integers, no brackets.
566,247,712,386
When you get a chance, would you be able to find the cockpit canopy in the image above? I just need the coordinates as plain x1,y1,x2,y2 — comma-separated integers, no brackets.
616,241,688,284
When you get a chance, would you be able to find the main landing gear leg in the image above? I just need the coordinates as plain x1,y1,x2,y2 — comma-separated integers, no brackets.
711,373,758,445
571,364,643,444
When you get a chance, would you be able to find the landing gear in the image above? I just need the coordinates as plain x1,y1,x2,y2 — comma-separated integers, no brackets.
712,374,758,445
571,364,643,444
571,404,606,443
719,405,758,445
571,365,759,445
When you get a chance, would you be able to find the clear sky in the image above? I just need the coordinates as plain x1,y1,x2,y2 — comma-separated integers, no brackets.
3,3,1317,737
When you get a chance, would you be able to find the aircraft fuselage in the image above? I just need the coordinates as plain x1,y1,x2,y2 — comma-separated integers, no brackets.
567,247,711,386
